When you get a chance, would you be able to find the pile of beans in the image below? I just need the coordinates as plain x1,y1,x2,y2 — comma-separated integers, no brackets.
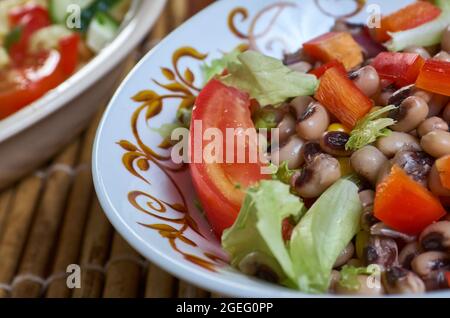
263,24,450,295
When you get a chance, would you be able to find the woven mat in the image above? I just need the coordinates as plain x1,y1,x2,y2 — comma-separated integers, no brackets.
0,0,220,298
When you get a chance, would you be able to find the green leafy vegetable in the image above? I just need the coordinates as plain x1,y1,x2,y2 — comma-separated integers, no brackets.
338,265,381,291
153,123,183,140
386,8,450,52
289,179,363,293
253,109,278,130
4,26,22,51
221,51,319,106
345,105,397,151
272,161,298,185
201,49,241,84
435,0,450,12
222,180,305,284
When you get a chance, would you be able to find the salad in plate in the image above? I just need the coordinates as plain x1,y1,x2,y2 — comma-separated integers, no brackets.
164,0,450,296
0,0,131,120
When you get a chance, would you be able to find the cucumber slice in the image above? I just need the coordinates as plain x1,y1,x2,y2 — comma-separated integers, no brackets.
86,12,119,53
108,0,131,22
50,0,95,24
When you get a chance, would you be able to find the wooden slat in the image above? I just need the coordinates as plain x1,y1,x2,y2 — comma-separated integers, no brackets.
0,189,14,243
0,174,44,298
145,264,176,298
102,233,143,298
178,280,210,298
45,109,102,298
72,197,113,298
11,141,80,298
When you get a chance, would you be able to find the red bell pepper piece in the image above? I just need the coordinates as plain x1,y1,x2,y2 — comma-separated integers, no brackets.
303,32,363,70
309,60,345,78
374,165,446,235
372,1,441,43
372,52,425,88
314,66,373,128
416,59,450,97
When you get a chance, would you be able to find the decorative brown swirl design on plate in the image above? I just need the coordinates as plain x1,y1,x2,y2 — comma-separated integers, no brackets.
228,2,297,53
314,0,366,19
118,47,227,271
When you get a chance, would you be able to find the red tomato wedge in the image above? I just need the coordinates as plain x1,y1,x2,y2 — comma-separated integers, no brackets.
372,1,441,43
0,34,79,119
314,66,373,128
309,60,345,78
374,165,446,235
372,52,425,88
416,59,450,97
190,79,269,236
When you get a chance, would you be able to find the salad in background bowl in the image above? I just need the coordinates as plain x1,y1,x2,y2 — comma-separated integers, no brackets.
94,0,450,297
0,0,166,189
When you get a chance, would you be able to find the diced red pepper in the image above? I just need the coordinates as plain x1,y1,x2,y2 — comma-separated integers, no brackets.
303,32,363,70
416,59,450,97
314,66,373,128
59,33,80,75
372,52,425,88
374,165,446,235
309,60,345,78
281,218,295,242
372,1,441,42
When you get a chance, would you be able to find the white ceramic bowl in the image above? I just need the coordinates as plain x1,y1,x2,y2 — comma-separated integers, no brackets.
0,0,166,189
93,0,450,297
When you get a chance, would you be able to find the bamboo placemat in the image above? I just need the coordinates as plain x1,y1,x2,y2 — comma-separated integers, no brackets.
0,0,218,299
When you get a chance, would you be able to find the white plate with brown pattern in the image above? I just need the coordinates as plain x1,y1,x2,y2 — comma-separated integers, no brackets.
93,0,449,297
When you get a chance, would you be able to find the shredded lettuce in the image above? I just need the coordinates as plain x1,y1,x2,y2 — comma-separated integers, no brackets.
387,8,450,52
222,180,305,285
289,179,362,293
221,51,319,106
201,49,241,84
338,265,381,291
272,161,298,185
345,105,397,151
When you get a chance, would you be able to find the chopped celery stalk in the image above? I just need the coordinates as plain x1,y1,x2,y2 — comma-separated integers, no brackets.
86,11,119,53
387,10,450,52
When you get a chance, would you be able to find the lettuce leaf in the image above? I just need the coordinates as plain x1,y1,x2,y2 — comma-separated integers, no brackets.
338,265,381,291
289,179,362,293
272,161,298,185
201,49,241,84
387,8,450,52
221,51,318,106
222,180,305,284
345,105,397,151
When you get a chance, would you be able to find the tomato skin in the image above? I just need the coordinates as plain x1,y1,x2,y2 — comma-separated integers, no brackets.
7,5,51,66
189,79,268,235
372,52,425,88
0,35,79,119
